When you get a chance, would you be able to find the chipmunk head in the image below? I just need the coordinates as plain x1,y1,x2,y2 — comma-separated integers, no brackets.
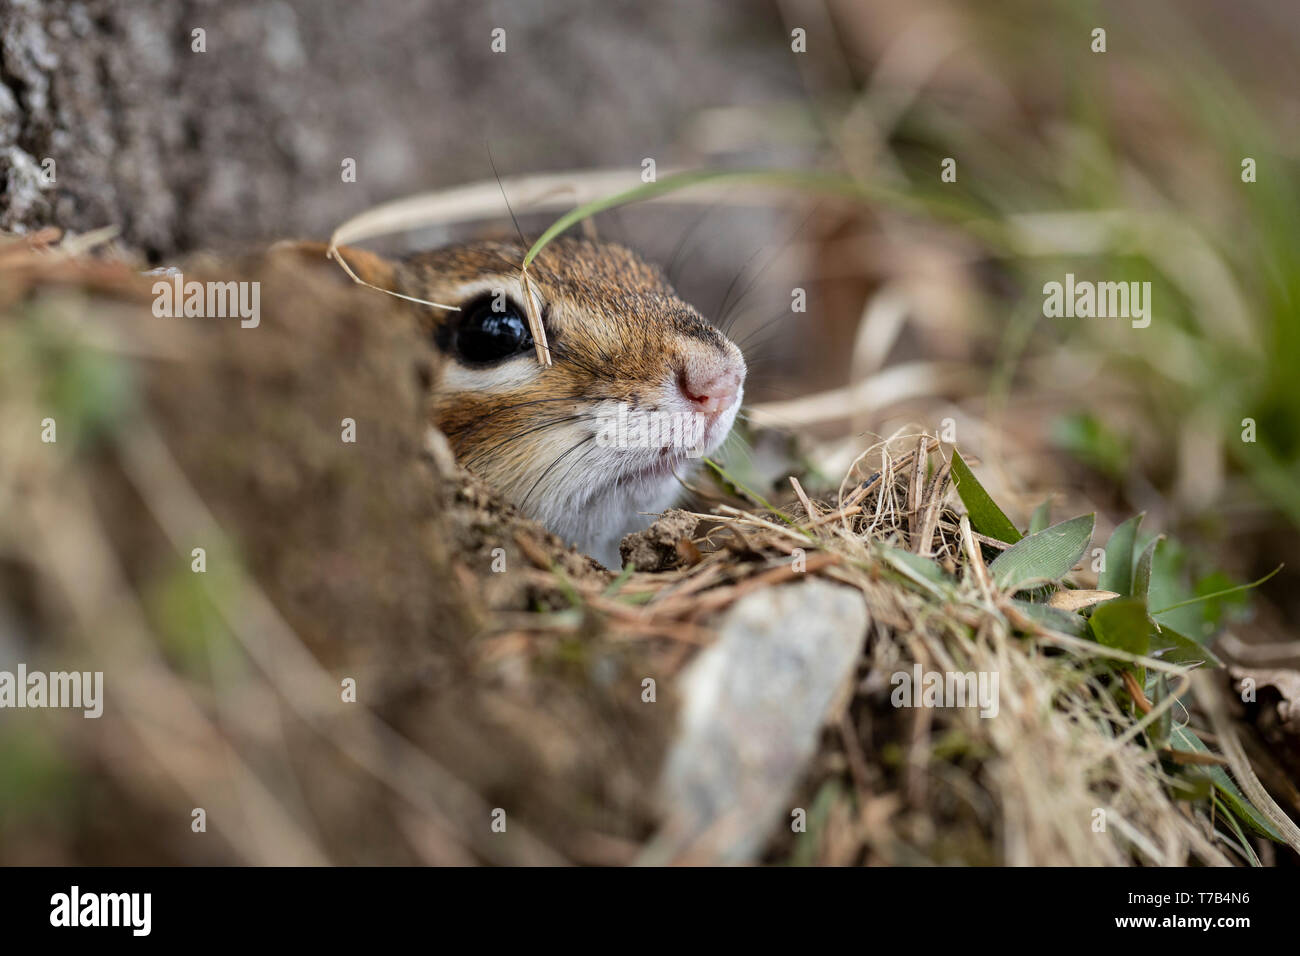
396,237,747,567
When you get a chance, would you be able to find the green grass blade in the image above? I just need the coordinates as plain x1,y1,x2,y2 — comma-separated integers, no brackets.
1171,726,1285,843
951,451,1022,545
1099,512,1144,596
1150,565,1283,616
1214,795,1262,867
1133,536,1162,601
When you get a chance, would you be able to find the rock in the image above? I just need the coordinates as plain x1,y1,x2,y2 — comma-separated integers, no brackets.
641,577,869,864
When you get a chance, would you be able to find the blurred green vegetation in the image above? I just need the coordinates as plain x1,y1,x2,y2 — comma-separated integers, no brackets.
883,1,1300,527
2,295,138,451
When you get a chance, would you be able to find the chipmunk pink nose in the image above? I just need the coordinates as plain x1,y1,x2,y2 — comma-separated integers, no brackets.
678,358,743,416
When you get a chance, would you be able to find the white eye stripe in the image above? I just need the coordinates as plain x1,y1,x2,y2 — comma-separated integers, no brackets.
450,276,529,307
441,360,540,392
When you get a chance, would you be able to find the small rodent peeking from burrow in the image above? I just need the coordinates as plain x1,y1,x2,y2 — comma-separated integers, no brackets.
316,237,746,568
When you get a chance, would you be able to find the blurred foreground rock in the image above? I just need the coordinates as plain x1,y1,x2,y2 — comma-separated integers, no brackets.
644,577,868,864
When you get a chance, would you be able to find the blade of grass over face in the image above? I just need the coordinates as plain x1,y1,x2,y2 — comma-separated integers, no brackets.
520,168,996,271
950,451,1022,545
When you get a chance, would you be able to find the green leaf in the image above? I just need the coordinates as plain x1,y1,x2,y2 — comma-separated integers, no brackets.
951,452,1022,544
1088,597,1151,664
1170,726,1285,843
878,546,950,598
1011,598,1085,636
1150,624,1223,668
1099,513,1144,596
988,514,1094,592
1132,536,1162,601
1028,499,1052,535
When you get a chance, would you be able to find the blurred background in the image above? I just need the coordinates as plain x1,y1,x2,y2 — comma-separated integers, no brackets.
2,0,1299,862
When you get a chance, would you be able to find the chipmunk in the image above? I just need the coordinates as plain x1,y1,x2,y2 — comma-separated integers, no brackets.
312,237,747,568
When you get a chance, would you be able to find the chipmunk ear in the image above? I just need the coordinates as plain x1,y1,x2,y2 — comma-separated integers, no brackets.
268,240,398,291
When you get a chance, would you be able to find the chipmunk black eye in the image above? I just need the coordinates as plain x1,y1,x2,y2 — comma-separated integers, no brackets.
452,295,534,365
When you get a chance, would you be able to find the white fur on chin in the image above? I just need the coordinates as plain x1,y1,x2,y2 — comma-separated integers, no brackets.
530,398,739,567
467,391,740,569
548,470,685,569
